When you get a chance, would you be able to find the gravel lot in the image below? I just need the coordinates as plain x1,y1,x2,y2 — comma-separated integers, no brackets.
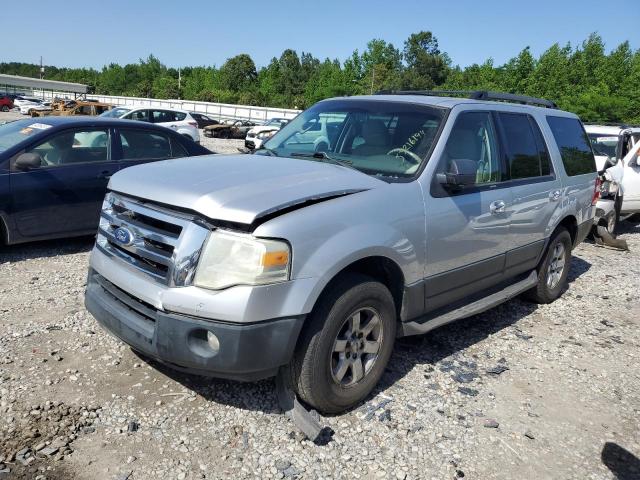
1,110,640,479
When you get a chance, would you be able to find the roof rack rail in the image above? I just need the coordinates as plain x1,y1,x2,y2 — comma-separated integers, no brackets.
583,122,640,128
375,89,558,109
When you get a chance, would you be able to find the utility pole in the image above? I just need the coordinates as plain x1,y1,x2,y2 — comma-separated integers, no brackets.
178,68,181,99
39,56,44,79
370,66,375,94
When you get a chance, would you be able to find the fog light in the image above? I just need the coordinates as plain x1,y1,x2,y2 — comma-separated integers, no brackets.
207,331,220,352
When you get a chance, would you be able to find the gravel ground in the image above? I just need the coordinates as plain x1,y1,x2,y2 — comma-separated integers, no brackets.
1,110,640,479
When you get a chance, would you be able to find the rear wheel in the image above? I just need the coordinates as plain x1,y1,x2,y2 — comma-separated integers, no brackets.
523,227,572,304
286,273,396,414
1,106,8,112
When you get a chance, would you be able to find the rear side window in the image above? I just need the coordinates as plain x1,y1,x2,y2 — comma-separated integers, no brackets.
498,113,552,179
119,129,171,161
546,116,596,176
171,138,189,158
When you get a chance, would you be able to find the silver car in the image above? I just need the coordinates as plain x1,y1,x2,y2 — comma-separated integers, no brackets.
85,91,597,413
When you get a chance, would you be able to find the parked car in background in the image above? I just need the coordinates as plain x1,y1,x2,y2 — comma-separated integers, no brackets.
99,106,131,118
31,99,114,118
13,96,43,111
0,117,211,245
117,107,200,143
190,113,219,129
203,120,256,139
244,117,290,150
0,95,13,112
19,101,51,115
585,124,640,228
84,91,596,414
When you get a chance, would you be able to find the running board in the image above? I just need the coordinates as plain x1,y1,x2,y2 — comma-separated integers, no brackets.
400,270,538,337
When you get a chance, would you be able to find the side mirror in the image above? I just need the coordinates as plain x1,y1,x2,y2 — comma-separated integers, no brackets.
14,152,43,170
437,159,477,189
630,154,639,167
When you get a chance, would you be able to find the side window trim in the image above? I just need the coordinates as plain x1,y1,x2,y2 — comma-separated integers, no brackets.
528,115,555,177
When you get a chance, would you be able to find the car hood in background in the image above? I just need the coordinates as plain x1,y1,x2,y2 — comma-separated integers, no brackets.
108,154,384,225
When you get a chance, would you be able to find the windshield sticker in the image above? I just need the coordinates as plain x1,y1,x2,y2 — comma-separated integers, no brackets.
596,137,619,143
401,129,425,151
28,123,52,130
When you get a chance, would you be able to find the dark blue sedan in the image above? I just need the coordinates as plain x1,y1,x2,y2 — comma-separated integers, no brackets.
0,117,211,245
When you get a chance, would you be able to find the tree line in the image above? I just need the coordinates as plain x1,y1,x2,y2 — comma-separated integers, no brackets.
1,32,638,123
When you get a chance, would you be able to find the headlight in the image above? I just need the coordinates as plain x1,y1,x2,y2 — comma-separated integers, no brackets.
102,192,115,212
194,230,290,290
256,130,276,139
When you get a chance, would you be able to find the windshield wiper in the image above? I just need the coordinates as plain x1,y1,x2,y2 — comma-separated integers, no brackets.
289,151,360,172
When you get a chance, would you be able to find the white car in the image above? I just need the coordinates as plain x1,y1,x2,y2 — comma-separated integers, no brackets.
117,107,200,143
14,96,44,113
244,117,289,150
586,124,640,226
19,101,51,115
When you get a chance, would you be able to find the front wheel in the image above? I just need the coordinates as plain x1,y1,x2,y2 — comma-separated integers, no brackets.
1,106,8,112
286,274,396,414
523,227,572,304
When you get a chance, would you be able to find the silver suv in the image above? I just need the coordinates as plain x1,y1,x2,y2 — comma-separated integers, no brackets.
85,91,597,413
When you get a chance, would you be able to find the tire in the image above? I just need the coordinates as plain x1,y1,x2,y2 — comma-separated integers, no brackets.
523,227,572,304
606,196,621,235
286,273,397,414
1,106,8,112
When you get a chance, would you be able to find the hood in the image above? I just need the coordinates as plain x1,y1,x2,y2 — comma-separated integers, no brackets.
248,125,279,135
109,154,384,226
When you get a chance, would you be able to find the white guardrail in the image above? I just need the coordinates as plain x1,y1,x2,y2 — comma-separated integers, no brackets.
36,90,301,123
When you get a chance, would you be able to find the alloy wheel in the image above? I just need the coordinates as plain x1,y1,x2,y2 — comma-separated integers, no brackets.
330,307,383,387
546,242,566,289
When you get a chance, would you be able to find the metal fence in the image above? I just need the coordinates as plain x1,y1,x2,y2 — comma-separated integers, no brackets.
35,91,301,123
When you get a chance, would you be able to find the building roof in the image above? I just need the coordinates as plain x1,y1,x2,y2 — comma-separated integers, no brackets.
0,74,88,94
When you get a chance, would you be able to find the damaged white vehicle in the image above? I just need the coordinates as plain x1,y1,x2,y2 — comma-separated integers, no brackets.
586,124,640,234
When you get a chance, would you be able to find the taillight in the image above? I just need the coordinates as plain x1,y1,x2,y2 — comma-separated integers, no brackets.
188,121,198,128
592,177,602,206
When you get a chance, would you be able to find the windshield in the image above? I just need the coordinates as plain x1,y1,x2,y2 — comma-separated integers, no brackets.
0,119,50,153
588,134,619,158
263,99,446,179
100,107,130,118
265,119,284,127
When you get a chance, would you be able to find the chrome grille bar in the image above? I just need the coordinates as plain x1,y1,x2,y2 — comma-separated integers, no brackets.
97,192,210,286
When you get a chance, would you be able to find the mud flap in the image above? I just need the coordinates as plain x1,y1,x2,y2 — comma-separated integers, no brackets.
593,225,629,251
275,371,333,445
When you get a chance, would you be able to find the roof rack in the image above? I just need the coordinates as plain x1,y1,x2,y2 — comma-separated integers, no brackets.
583,122,640,128
374,89,558,109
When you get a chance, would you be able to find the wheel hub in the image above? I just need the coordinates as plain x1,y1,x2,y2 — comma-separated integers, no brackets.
330,307,383,386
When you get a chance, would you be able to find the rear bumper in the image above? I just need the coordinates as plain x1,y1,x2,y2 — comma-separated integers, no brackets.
85,269,304,381
595,199,616,227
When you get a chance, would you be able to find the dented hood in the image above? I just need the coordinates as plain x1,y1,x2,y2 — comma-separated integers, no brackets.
108,154,383,225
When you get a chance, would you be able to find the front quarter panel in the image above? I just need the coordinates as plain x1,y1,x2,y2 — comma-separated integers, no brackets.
254,181,426,313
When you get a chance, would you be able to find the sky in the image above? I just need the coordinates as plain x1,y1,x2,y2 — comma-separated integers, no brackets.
3,0,639,70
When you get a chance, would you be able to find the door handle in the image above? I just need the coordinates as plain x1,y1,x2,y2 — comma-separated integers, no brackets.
549,190,561,202
490,200,506,214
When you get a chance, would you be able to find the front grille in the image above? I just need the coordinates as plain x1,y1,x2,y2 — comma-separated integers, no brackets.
97,193,210,286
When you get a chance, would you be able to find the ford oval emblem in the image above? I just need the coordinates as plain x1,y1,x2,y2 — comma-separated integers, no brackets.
113,227,134,246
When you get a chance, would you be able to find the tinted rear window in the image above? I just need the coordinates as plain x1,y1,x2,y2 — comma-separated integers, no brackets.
546,116,596,176
498,113,551,179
